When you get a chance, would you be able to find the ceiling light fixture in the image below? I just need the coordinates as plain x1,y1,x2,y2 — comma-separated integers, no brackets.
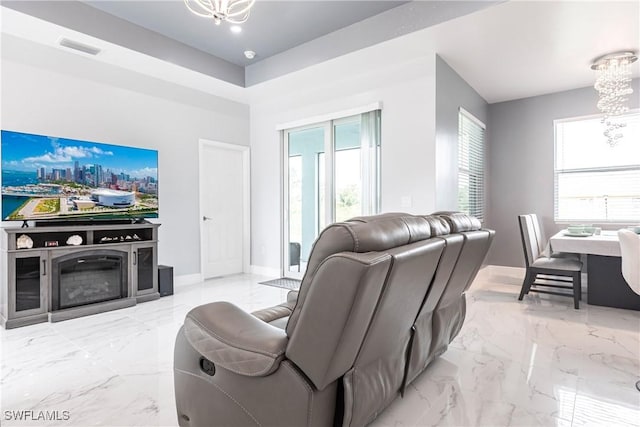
230,25,242,34
184,0,255,25
590,51,638,147
244,50,256,60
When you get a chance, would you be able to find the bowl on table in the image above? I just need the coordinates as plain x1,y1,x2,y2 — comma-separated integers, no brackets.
565,225,594,237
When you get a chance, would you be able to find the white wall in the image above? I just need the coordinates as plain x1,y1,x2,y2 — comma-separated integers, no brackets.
0,36,250,277
248,39,437,270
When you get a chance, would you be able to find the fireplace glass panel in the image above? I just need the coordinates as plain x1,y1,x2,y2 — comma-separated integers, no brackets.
15,257,41,312
58,256,123,309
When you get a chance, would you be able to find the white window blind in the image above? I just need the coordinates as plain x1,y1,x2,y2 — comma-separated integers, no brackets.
458,108,485,222
554,111,640,222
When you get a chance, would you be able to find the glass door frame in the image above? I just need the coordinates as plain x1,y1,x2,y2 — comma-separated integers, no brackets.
282,121,334,279
282,112,378,279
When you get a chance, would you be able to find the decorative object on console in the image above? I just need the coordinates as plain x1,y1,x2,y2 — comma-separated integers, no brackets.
44,241,59,247
99,234,142,243
16,234,33,249
66,235,83,246
590,51,638,146
183,0,255,25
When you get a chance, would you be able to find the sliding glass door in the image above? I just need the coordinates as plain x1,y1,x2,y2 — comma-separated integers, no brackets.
285,125,327,277
283,111,381,278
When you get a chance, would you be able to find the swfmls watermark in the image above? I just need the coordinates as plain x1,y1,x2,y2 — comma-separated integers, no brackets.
3,410,71,422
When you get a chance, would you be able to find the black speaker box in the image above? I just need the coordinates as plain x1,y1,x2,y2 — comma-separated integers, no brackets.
158,265,174,297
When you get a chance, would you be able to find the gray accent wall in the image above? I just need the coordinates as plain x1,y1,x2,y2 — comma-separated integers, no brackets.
435,55,488,211
486,79,640,267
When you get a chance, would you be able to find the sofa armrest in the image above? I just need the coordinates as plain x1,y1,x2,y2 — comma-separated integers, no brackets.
251,290,300,324
183,301,288,376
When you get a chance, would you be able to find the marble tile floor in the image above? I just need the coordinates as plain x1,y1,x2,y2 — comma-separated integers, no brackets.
1,267,638,427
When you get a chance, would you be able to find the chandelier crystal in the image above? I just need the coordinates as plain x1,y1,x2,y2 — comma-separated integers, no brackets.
184,0,256,25
590,51,637,147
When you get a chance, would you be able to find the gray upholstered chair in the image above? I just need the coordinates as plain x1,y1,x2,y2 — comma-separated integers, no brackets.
518,214,583,308
173,212,494,427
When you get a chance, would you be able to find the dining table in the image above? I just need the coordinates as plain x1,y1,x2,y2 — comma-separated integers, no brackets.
549,230,640,311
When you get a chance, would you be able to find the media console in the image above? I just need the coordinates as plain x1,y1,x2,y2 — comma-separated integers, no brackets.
0,222,160,329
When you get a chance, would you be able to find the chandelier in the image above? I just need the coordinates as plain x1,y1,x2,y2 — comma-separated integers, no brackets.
590,51,637,147
184,0,256,25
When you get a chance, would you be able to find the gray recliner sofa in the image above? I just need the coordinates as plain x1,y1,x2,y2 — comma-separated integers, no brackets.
173,212,494,427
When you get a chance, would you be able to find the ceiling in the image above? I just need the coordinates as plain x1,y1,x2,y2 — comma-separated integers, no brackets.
1,1,497,86
82,1,408,67
1,1,639,104
432,0,640,103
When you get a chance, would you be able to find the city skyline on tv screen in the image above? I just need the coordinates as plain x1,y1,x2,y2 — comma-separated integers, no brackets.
1,130,159,221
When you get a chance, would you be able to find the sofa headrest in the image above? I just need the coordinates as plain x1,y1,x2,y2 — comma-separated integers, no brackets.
306,213,479,273
287,214,432,335
347,212,409,223
419,215,451,236
286,211,482,335
300,215,424,278
432,212,482,233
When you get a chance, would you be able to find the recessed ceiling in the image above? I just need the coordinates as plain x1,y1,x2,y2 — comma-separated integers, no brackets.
82,0,408,66
1,1,638,104
1,0,498,87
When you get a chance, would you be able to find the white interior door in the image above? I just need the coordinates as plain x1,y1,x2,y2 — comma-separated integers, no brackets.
200,140,249,279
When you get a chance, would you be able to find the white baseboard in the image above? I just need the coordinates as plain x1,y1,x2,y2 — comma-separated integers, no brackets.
482,264,525,276
174,273,204,287
249,265,281,277
481,264,525,286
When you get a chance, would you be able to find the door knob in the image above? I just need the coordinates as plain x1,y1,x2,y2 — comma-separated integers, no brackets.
203,216,212,221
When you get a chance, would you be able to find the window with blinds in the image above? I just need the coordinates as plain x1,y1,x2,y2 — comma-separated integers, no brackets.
554,111,640,222
457,108,486,222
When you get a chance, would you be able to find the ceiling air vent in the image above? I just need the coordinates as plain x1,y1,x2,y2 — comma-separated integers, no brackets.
58,38,101,56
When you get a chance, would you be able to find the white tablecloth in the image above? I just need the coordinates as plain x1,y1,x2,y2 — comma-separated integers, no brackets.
549,230,621,257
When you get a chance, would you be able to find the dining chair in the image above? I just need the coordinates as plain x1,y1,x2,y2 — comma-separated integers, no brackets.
618,229,640,295
618,229,640,392
289,242,301,272
530,213,579,259
518,214,583,309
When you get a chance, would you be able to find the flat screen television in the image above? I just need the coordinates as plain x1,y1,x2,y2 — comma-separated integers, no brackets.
1,130,158,222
